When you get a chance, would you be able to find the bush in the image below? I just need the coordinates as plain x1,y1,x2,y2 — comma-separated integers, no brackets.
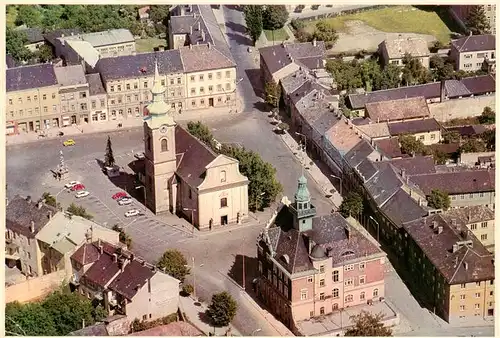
131,313,177,333
290,18,305,31
182,284,194,296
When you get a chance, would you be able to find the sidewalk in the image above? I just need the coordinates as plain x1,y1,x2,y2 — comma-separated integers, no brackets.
280,131,343,208
179,295,242,336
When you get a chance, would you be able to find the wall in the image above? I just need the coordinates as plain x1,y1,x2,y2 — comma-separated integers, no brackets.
455,50,495,72
95,42,136,58
412,130,441,145
59,85,91,125
7,229,42,276
446,280,495,323
467,219,494,248
449,191,495,209
5,269,67,304
89,93,109,122
429,95,495,122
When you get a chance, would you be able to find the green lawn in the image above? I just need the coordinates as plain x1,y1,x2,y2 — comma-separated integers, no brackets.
264,28,289,43
135,38,167,53
303,5,453,44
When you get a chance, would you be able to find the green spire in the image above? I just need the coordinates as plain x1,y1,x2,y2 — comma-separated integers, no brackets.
147,59,170,116
294,175,310,203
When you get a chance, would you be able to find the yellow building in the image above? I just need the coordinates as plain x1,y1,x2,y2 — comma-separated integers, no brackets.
142,61,249,230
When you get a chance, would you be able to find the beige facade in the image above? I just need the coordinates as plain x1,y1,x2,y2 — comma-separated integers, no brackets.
6,228,42,276
379,38,431,69
89,93,109,122
59,86,91,125
185,67,237,111
412,130,442,145
449,191,495,209
445,280,495,323
450,47,496,72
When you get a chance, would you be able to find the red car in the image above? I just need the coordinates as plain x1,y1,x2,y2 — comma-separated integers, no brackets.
71,184,85,191
112,192,128,200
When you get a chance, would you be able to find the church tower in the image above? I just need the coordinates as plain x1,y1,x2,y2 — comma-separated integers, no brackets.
143,60,177,214
290,175,316,232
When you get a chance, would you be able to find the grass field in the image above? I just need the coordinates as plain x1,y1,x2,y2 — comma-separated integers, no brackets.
264,28,289,42
303,6,454,44
135,38,167,53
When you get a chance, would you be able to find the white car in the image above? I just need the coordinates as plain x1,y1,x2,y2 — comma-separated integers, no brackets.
75,191,90,198
125,209,141,218
118,198,133,206
134,152,145,160
65,181,81,189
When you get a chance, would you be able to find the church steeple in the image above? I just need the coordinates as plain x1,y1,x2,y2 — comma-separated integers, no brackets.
146,59,171,117
291,175,316,232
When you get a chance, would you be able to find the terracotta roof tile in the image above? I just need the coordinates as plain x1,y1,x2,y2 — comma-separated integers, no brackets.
388,118,442,136
365,97,430,122
6,195,58,238
409,169,495,195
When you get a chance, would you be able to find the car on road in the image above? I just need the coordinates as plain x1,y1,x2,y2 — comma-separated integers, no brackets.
65,181,81,189
63,139,75,147
134,152,145,160
71,184,85,191
112,192,128,200
124,209,143,217
75,191,90,198
118,198,133,206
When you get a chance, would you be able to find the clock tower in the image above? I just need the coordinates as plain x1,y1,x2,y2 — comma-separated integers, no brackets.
143,60,177,214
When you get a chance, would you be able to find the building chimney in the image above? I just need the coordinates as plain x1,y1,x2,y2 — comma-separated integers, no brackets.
469,30,473,36
136,283,141,290
201,29,205,41
345,226,351,241
312,38,317,47
431,221,438,229
113,253,118,262
100,245,103,255
48,211,52,219
190,26,193,35
440,79,446,102
197,21,201,31
437,226,443,234
30,221,35,233
463,261,469,270
207,42,211,49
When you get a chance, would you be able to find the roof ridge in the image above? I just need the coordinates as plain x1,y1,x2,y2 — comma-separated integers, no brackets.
449,247,469,283
459,35,472,52
291,230,301,274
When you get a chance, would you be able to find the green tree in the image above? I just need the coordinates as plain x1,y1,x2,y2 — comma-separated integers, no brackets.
295,28,313,43
312,21,338,49
15,5,43,27
6,28,33,62
399,134,425,156
244,5,263,45
41,192,60,209
67,203,94,220
104,135,115,167
262,5,289,30
6,302,58,336
442,130,461,144
112,224,132,248
466,5,491,35
36,44,54,63
361,59,382,91
290,18,305,31
148,5,171,25
379,63,401,90
478,106,495,124
325,59,363,92
458,138,487,153
345,310,393,336
264,80,281,107
157,249,190,283
182,284,194,296
187,121,216,148
401,53,432,86
206,291,238,327
431,148,449,165
481,129,495,151
338,192,363,218
427,189,451,210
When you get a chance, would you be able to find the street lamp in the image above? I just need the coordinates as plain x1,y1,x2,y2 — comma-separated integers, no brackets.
251,328,262,336
330,174,342,196
369,215,380,243
135,185,146,211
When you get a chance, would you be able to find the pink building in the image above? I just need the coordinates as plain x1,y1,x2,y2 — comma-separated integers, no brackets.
256,176,386,331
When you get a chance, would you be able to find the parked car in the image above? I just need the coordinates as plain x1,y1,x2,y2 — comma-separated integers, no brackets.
63,139,75,146
65,181,81,189
112,192,128,200
134,152,145,160
125,209,142,218
118,198,133,206
71,184,85,191
75,191,90,198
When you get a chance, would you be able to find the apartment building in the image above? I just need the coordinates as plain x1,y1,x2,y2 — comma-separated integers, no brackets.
378,37,431,68
403,214,495,324
450,5,496,35
54,64,91,126
70,240,180,322
6,64,60,135
86,73,109,123
256,176,385,330
450,34,496,71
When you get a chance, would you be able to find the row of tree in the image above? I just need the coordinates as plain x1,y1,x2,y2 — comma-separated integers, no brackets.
187,121,283,211
244,5,289,44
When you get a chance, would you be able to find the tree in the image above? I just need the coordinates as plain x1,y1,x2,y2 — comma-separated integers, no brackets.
157,249,190,282
466,5,491,35
431,148,449,165
262,5,289,30
187,121,216,148
6,28,33,62
67,203,94,220
442,130,461,144
244,5,263,45
345,310,393,336
481,129,495,151
264,80,281,107
325,59,363,92
399,134,425,156
206,291,238,327
15,5,43,27
104,135,115,167
312,21,338,49
181,284,194,296
478,106,495,124
112,224,132,248
379,63,401,90
401,53,432,86
458,138,487,153
41,192,60,209
427,189,451,210
338,192,363,218
6,302,58,336
295,28,313,43
36,44,54,63
148,5,171,25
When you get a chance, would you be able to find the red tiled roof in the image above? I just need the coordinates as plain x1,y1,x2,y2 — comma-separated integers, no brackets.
108,260,155,300
365,97,430,122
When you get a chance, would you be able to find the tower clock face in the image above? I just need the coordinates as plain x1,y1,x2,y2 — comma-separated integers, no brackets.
160,125,168,133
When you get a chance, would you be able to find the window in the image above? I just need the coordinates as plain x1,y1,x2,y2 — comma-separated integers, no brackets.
142,315,147,320
345,278,353,287
200,87,205,94
27,96,31,102
118,97,122,104
126,83,131,90
199,75,204,81
475,304,480,309
9,111,14,117
192,100,196,107
359,262,365,270
134,83,138,89
9,99,12,105
42,94,47,100
258,261,262,273
332,270,339,282
217,84,222,92
34,95,38,101
161,80,165,86
191,88,196,95
127,95,131,102
333,288,339,298
419,135,425,141
119,109,123,116
481,222,488,228
80,91,87,98
345,264,354,271
461,283,466,288
471,223,477,230
209,85,213,92
431,134,436,140
460,305,465,311
208,73,213,80
110,85,115,92
177,77,181,84
225,70,230,78
359,275,365,285
319,292,325,300
307,276,313,283
226,83,231,90
80,103,87,110
161,139,168,152
190,75,195,82
27,108,32,115
52,93,56,99
92,101,96,109
319,279,325,287
345,294,353,303
319,265,325,273
100,99,105,107
300,289,308,300
469,193,473,198
143,81,148,88
217,72,222,79
360,292,365,300
220,170,226,183
460,294,466,300
171,103,176,108
27,252,31,259
373,288,379,297
481,234,488,240
200,99,205,105
490,291,493,296
220,197,228,208
43,106,48,113
475,292,481,298
188,189,192,199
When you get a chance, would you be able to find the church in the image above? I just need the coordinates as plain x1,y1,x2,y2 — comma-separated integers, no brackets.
141,61,249,230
